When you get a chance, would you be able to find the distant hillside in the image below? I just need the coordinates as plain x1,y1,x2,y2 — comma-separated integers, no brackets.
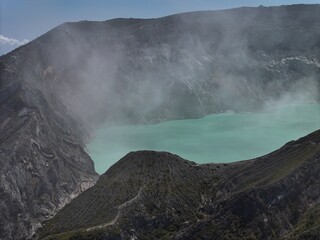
2,4,320,128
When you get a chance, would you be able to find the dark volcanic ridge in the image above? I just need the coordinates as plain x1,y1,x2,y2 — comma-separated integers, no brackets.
0,3,320,240
39,130,320,239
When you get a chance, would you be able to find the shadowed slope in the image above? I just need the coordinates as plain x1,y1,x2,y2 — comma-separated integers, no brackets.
40,130,320,239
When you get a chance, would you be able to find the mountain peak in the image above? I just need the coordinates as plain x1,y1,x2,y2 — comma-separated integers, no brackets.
105,150,193,174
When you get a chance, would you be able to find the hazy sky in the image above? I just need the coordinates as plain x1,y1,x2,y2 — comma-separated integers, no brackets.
0,0,319,55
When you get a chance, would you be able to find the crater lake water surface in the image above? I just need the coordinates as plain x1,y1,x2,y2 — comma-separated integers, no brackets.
88,103,320,174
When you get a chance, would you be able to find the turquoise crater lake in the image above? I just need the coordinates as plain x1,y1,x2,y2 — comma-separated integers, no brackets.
88,103,320,174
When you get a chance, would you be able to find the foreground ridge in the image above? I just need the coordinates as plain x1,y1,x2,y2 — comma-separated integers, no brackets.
40,130,320,239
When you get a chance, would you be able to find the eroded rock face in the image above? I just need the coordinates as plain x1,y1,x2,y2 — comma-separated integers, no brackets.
0,55,99,239
39,131,320,239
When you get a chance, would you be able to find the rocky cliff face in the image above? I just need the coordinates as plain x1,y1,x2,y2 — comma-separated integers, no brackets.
0,52,99,239
1,4,320,239
39,130,320,239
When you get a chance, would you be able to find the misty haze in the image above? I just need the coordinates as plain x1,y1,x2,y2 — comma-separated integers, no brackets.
1,3,320,240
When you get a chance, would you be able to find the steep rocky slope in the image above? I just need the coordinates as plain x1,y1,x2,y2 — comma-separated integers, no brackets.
0,55,99,239
1,4,320,239
39,130,320,239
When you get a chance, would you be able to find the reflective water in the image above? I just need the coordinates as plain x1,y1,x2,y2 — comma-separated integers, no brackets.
88,103,320,174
